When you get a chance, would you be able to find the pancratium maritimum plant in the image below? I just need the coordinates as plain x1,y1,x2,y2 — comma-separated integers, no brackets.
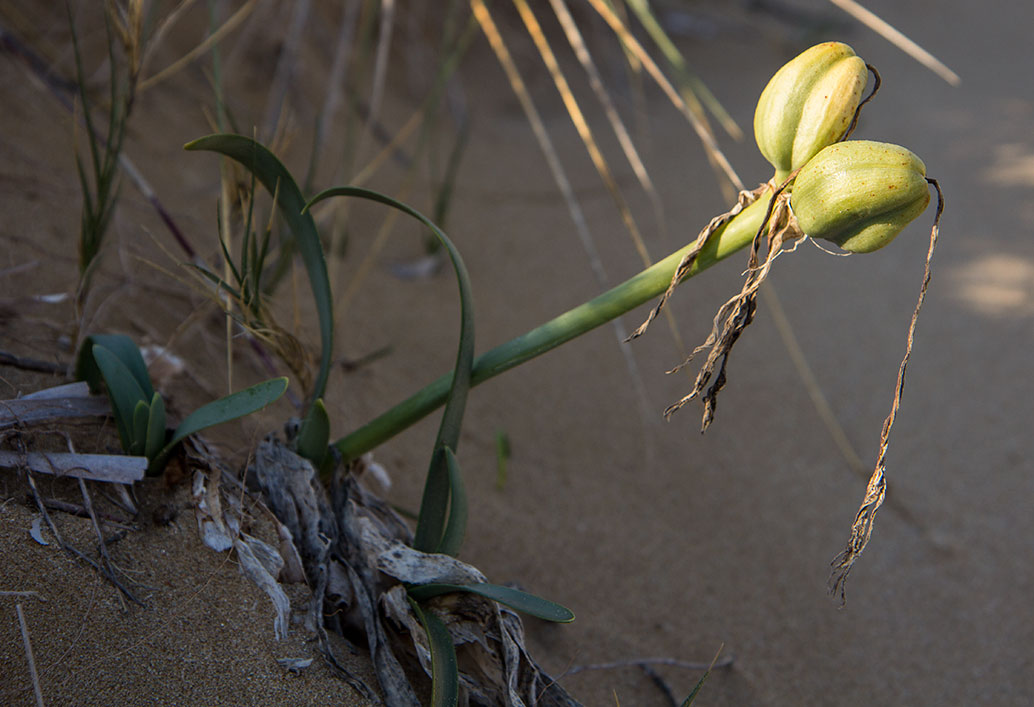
321,42,944,598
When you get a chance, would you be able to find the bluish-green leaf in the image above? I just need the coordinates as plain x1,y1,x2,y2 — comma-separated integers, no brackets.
436,447,467,557
147,377,288,475
91,344,149,451
131,399,149,456
77,334,154,399
184,135,333,404
145,392,167,461
408,597,459,707
406,582,575,623
295,397,329,466
169,377,288,447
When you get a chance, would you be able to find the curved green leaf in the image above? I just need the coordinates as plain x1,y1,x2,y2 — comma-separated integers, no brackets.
77,334,153,399
295,397,330,466
131,399,149,456
185,134,334,404
169,377,288,447
145,392,167,461
91,343,149,450
408,597,459,707
406,582,575,623
147,377,288,475
436,447,467,557
305,187,475,555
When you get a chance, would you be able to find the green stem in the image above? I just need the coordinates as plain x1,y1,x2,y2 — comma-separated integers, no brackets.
333,187,773,462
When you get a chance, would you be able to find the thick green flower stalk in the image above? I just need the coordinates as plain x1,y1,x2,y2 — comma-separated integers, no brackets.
334,42,935,476
334,188,775,460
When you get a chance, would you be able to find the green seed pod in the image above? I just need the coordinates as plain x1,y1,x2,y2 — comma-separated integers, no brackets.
754,42,868,182
790,140,931,253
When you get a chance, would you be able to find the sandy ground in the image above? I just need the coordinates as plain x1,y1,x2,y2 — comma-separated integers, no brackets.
2,1,1033,705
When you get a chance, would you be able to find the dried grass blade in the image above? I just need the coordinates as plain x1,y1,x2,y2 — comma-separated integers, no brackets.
584,0,744,192
548,0,667,239
472,0,655,428
185,134,334,403
828,0,960,85
623,0,742,140
139,0,260,91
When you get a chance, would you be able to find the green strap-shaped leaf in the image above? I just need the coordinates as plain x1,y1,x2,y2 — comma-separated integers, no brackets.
91,344,149,451
169,377,288,447
295,397,330,466
131,399,149,456
145,392,167,461
408,597,459,707
77,334,154,399
436,447,467,557
146,377,288,475
184,134,334,404
304,186,475,555
406,582,575,623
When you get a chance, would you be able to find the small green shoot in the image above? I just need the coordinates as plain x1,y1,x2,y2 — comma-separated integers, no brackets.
495,429,510,490
295,398,330,468
680,644,724,706
77,334,288,475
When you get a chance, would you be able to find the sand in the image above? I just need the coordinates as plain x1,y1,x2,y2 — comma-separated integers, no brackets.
2,1,1033,704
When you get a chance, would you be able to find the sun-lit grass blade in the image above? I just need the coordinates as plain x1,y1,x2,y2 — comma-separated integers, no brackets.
407,582,575,623
77,334,154,399
89,343,149,450
145,392,167,461
623,0,742,140
435,447,467,557
295,397,330,465
306,186,476,555
184,134,334,404
408,597,460,707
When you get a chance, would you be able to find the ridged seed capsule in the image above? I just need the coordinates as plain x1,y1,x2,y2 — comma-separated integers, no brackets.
754,42,868,182
789,140,931,253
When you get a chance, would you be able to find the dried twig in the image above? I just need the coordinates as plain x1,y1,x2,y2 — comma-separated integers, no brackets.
38,497,135,530
0,451,146,484
0,351,67,376
567,654,735,675
16,603,45,707
0,590,44,600
19,454,144,607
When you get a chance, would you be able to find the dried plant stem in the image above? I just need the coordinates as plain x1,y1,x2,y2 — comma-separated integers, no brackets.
16,604,45,707
333,191,774,462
